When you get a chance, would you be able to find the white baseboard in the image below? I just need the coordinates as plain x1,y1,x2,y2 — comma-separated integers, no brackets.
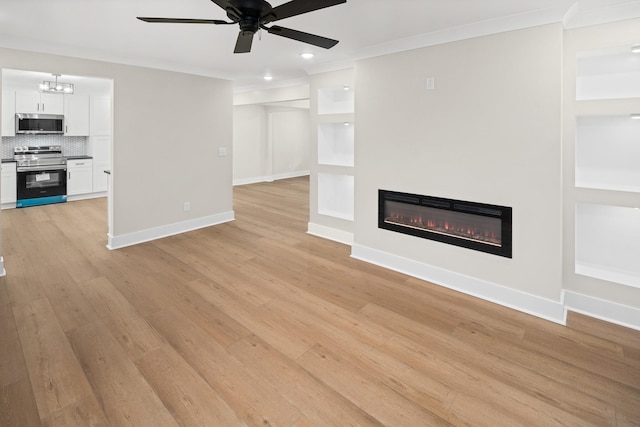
67,192,107,202
0,256,5,277
233,170,309,186
563,290,640,331
233,175,272,186
272,170,310,181
107,211,235,250
307,222,354,245
351,244,566,324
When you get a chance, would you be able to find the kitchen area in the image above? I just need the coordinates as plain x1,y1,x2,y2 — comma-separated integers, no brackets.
1,69,112,210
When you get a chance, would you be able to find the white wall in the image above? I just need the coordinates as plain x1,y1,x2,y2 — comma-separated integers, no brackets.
0,46,233,251
271,109,310,178
233,105,267,183
234,85,309,106
232,104,310,185
352,24,564,313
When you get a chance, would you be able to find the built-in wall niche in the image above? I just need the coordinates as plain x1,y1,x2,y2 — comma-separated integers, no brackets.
576,45,640,100
317,86,354,115
317,172,354,221
576,115,640,192
575,203,640,288
317,122,354,166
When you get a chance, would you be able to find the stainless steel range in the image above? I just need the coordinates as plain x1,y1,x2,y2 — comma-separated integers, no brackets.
14,145,67,207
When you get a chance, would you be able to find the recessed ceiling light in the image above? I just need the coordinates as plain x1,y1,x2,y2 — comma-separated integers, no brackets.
632,45,640,54
343,85,350,91
263,75,273,81
631,113,640,119
301,52,314,59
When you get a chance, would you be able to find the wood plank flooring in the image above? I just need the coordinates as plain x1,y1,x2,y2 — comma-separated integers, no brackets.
1,176,639,426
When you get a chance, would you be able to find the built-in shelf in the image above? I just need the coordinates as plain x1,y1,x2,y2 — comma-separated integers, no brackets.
575,115,640,193
576,45,640,101
317,87,354,115
311,72,355,242
317,172,354,221
318,122,354,167
571,44,640,291
575,203,640,289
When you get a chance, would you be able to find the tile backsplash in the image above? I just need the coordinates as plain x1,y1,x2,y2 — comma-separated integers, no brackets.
2,135,88,159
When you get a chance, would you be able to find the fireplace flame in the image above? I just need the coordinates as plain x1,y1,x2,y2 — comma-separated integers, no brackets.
386,207,502,247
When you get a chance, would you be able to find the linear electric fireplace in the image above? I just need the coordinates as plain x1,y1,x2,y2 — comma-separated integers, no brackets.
379,190,512,258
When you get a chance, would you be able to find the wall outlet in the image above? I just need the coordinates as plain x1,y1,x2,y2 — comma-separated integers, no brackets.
183,202,190,212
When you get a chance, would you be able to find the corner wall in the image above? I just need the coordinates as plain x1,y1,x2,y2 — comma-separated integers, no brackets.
352,24,566,321
0,47,234,251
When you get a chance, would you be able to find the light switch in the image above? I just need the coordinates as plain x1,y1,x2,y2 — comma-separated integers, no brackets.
218,147,227,157
426,77,435,90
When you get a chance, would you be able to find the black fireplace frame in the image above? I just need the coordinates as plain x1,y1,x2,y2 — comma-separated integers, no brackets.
378,190,512,258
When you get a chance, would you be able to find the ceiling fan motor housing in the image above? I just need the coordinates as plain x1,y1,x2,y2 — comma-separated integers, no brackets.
228,0,274,33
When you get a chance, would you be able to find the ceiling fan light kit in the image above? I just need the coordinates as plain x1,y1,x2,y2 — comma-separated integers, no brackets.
137,0,346,54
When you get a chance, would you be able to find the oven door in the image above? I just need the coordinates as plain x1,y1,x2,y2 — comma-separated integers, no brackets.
16,165,67,208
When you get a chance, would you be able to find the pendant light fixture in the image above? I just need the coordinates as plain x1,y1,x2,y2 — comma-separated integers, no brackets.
39,74,74,94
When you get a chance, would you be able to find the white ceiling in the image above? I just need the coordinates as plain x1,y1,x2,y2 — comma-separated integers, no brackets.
1,0,639,92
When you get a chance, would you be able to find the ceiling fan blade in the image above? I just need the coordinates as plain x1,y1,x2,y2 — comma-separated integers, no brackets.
210,0,242,21
210,0,233,9
137,17,229,24
266,0,346,23
234,31,254,53
267,25,339,49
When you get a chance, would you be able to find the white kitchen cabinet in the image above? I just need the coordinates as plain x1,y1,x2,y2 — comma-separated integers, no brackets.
88,135,111,192
92,161,111,193
64,95,90,136
15,91,64,114
2,91,15,136
1,162,17,207
67,159,93,196
90,95,112,135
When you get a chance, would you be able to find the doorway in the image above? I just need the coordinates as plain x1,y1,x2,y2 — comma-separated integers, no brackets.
1,68,113,242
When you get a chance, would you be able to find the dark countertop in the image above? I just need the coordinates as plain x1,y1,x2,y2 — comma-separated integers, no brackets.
2,156,93,163
65,156,93,160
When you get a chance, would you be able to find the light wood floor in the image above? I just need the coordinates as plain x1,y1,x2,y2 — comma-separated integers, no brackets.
1,176,639,426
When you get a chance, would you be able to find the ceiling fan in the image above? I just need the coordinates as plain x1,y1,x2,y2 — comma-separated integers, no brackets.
137,0,346,54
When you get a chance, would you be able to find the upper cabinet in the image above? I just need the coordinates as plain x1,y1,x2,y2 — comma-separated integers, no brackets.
64,95,90,136
90,95,112,135
15,90,64,114
2,91,15,136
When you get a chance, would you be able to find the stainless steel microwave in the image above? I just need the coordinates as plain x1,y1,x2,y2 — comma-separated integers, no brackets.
15,113,64,134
